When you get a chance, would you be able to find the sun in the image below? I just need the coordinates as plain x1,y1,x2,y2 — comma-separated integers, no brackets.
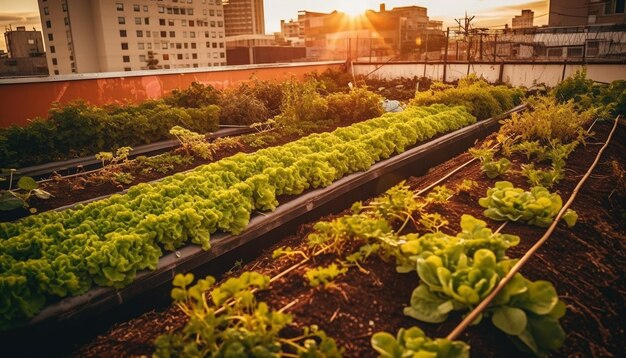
336,0,371,17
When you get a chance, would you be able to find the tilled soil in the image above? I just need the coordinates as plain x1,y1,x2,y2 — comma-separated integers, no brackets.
74,120,625,357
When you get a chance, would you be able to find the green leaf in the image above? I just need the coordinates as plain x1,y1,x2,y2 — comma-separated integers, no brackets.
561,209,578,227
17,176,38,190
492,306,528,335
371,332,401,358
403,284,451,323
527,315,566,351
0,191,25,211
519,281,558,315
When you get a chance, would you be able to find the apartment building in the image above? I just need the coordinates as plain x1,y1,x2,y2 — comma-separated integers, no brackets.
37,0,227,75
223,0,265,36
549,0,625,27
512,9,534,29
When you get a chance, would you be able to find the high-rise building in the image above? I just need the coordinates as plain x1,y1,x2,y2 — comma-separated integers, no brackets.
549,0,625,27
4,26,46,58
37,0,227,75
223,0,265,36
512,10,534,29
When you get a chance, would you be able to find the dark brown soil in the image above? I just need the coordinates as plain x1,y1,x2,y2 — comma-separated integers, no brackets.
74,120,625,357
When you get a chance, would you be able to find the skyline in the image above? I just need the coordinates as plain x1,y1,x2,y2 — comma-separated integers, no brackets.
0,0,548,51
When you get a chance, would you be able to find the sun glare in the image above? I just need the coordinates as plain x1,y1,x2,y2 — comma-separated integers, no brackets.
336,1,370,17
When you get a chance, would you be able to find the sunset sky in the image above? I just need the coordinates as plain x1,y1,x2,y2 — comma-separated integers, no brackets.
0,0,549,51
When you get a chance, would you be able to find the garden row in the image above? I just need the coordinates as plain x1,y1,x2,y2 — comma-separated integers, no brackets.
76,92,624,357
0,103,482,329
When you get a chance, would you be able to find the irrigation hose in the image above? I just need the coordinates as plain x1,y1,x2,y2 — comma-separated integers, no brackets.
446,115,620,341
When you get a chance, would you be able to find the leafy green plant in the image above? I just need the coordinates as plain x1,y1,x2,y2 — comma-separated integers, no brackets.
478,181,577,228
426,185,454,203
456,179,478,193
469,146,510,179
169,125,212,160
400,215,566,356
135,152,193,174
0,176,51,212
305,263,347,288
371,327,469,358
154,272,342,357
521,164,563,189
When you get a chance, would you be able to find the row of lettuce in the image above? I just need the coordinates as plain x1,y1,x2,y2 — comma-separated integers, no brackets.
152,94,597,357
0,102,487,329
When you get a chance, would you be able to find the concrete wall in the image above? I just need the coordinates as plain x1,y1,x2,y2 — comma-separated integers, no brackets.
352,61,626,87
0,61,343,127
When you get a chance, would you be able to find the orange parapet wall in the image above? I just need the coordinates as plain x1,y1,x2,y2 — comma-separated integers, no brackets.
0,61,345,128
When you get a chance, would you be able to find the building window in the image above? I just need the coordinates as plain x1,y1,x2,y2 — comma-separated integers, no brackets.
62,3,67,12
192,53,197,59
116,3,124,11
217,21,223,27
139,54,146,61
46,20,51,28
118,17,126,24
181,8,186,15
159,18,165,25
188,9,194,15
191,43,196,49
160,31,167,37
48,33,54,41
219,42,224,48
212,42,217,48
210,21,215,27
163,54,169,60
64,17,69,25
121,42,129,50
176,43,182,49
44,7,49,15
133,4,140,12
54,70,59,75
137,30,143,37
567,47,584,57
164,64,170,69
177,54,183,60
138,42,145,50
209,9,215,16
135,17,142,25
158,6,164,13
168,19,175,26
147,43,152,49
220,52,225,58
162,43,168,49
190,32,195,38
169,31,175,37
50,45,56,53
123,55,130,62
146,31,151,37
52,58,58,65
144,17,150,25
182,20,187,27
120,30,127,37
189,20,194,27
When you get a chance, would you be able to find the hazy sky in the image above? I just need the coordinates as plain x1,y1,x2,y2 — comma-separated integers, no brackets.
0,0,549,51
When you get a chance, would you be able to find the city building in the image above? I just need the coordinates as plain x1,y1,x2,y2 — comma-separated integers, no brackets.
549,0,626,27
300,3,445,61
1,26,48,77
37,0,227,75
223,0,265,36
280,19,302,38
4,26,46,58
512,10,534,29
225,33,306,64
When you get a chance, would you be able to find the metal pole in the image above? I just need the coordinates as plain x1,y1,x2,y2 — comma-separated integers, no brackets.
479,33,483,61
493,33,497,62
443,27,450,83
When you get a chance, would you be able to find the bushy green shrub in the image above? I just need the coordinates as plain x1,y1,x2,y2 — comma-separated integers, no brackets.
275,79,329,125
218,90,269,126
326,87,384,123
237,78,284,117
411,76,524,120
0,101,220,168
164,82,221,108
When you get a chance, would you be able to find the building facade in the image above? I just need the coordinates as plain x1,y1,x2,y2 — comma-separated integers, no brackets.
1,26,48,77
549,0,625,27
37,0,227,75
512,10,534,29
223,0,264,36
300,4,444,61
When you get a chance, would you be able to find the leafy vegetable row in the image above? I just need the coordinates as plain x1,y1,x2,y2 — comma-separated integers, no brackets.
0,104,476,329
